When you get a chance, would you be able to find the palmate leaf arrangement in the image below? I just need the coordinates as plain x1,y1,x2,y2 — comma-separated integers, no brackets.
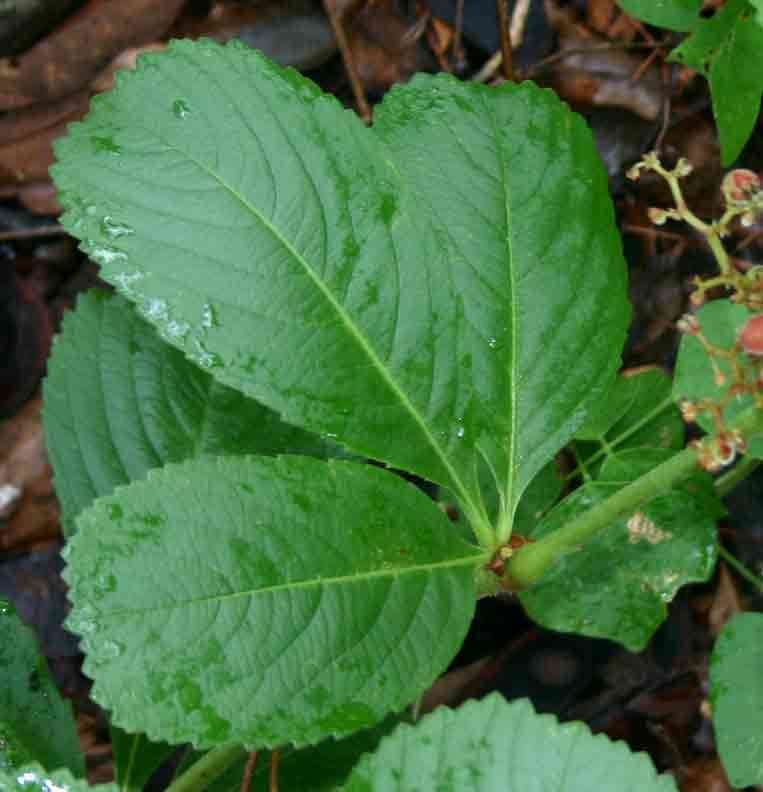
6,27,763,792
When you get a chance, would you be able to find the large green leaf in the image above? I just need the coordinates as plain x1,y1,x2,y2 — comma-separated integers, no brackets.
710,612,763,788
44,289,332,536
0,600,84,776
342,695,678,791
63,456,485,748
51,40,628,538
520,451,719,650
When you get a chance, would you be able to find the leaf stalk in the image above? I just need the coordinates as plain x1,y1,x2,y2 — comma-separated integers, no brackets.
505,407,763,589
165,745,247,792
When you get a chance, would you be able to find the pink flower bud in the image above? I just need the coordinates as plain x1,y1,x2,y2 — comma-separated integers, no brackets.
740,314,763,356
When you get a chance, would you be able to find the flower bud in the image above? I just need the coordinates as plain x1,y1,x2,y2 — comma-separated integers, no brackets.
722,169,761,204
740,314,763,356
648,207,668,225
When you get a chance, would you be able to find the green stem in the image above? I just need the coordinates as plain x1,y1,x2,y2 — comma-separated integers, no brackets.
506,443,698,588
715,456,761,498
717,545,763,594
506,407,763,589
164,745,247,792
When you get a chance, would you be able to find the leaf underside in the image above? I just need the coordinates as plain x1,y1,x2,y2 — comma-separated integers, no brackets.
342,694,678,791
64,456,483,748
52,39,629,534
43,289,333,536
710,612,763,788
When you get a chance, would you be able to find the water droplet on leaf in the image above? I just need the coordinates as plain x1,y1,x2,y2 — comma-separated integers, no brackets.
101,216,134,239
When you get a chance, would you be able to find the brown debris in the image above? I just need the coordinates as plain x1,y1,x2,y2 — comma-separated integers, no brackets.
0,397,60,554
0,0,185,111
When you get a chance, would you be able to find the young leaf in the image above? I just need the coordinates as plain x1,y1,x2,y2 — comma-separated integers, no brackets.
43,290,333,536
670,0,763,165
0,600,84,776
51,40,629,539
110,727,175,792
63,456,485,748
710,612,763,788
620,0,763,164
673,300,761,449
0,765,119,792
342,694,678,791
520,452,719,650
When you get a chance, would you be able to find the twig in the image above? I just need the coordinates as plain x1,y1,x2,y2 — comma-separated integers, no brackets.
453,0,464,68
472,0,530,82
496,0,515,81
718,545,763,594
239,752,259,792
522,39,672,80
322,0,371,123
0,224,65,241
654,60,673,153
269,750,280,792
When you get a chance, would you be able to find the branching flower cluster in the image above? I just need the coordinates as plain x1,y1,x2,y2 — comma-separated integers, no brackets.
628,153,763,471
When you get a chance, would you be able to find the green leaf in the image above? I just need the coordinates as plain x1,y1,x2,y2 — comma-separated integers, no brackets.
373,72,629,536
63,456,485,748
574,368,683,479
520,452,719,650
670,0,763,164
673,300,756,439
710,612,763,788
617,0,702,31
43,289,332,536
342,694,678,791
0,764,119,792
110,726,174,792
51,40,629,540
0,600,84,776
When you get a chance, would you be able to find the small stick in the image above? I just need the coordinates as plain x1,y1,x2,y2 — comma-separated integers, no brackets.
453,0,464,69
269,750,280,792
654,60,673,153
322,0,372,123
0,224,65,241
240,752,259,792
496,0,515,81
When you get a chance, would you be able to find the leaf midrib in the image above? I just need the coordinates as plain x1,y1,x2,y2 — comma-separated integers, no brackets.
91,552,486,618
148,137,483,525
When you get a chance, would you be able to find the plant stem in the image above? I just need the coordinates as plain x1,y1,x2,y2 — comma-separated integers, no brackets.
717,545,763,593
165,745,247,792
506,407,763,589
715,456,761,497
